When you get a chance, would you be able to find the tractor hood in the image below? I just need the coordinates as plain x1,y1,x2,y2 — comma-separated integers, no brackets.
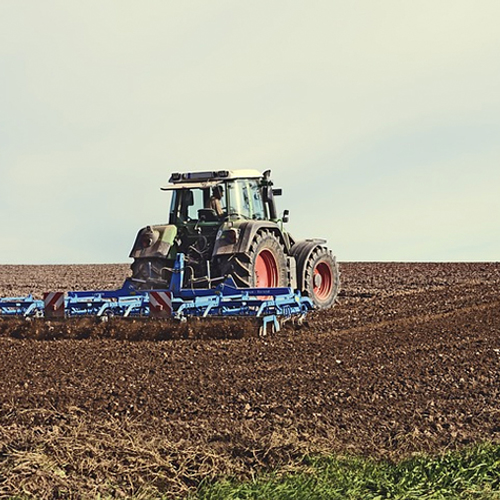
129,224,177,259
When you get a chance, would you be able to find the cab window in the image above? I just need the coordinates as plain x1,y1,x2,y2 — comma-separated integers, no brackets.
227,179,266,220
249,180,266,220
169,189,205,222
187,189,205,220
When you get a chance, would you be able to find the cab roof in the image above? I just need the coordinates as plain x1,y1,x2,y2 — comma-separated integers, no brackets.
169,169,262,183
161,169,263,190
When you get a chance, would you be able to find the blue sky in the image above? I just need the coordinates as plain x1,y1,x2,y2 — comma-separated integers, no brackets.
1,0,499,263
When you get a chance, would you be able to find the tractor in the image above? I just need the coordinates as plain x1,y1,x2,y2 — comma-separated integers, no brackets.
129,169,339,309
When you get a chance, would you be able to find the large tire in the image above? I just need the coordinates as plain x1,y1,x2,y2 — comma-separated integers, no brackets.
302,247,340,309
220,230,288,288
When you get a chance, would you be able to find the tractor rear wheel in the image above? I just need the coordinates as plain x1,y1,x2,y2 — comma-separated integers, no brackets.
302,247,339,308
220,230,288,288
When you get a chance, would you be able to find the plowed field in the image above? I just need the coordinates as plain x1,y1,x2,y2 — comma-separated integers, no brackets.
0,263,499,499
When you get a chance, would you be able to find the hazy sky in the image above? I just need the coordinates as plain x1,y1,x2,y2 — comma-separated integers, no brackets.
1,1,499,264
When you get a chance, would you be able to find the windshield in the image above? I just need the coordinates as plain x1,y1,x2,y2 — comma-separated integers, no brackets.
226,179,266,220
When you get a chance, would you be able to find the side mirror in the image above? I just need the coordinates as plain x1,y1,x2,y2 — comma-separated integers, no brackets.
272,188,282,196
282,209,289,223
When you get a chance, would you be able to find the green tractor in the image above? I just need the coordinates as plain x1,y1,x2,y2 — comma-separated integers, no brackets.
129,169,339,309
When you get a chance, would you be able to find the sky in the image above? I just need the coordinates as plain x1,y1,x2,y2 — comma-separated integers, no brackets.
1,0,499,264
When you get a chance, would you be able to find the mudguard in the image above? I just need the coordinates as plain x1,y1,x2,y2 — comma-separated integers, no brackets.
212,221,288,256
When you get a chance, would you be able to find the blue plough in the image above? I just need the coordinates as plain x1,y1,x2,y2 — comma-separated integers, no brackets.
0,254,314,335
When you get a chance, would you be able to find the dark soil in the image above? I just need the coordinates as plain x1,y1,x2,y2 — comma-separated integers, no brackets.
0,262,499,498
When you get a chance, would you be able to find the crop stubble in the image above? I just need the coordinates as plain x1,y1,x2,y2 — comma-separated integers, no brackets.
0,262,499,498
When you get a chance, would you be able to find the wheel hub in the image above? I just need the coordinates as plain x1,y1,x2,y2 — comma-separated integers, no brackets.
254,249,279,288
313,262,333,300
314,273,323,288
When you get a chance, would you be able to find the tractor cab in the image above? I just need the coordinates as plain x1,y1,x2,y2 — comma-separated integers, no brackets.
163,170,270,225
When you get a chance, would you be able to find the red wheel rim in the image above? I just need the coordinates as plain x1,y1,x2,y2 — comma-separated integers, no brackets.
254,250,279,287
313,262,333,300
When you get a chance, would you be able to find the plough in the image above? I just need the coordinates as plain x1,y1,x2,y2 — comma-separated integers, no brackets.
0,254,314,335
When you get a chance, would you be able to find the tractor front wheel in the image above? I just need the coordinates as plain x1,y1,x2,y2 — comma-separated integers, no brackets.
302,247,339,308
